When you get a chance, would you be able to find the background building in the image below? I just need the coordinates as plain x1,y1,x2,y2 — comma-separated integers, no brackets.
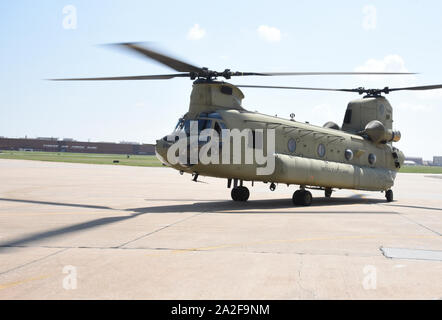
433,156,442,166
404,157,423,165
0,137,155,155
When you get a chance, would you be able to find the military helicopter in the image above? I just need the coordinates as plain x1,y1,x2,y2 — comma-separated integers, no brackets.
52,43,442,206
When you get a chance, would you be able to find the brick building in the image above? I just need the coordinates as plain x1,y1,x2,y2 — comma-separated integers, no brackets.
0,137,155,155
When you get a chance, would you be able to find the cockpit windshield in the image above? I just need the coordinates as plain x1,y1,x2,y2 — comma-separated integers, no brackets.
174,112,226,136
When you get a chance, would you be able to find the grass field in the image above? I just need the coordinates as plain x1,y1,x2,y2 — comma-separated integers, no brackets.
1,150,441,173
399,165,442,174
0,150,163,167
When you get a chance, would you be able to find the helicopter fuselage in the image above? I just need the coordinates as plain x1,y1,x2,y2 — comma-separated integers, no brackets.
155,81,404,193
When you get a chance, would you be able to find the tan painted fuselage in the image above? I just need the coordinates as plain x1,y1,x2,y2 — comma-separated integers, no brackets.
155,81,404,192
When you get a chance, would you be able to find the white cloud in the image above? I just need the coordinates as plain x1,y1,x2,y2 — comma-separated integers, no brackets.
187,24,206,40
257,25,281,43
355,54,408,73
414,88,442,100
354,54,415,85
362,5,377,30
312,104,342,126
395,101,433,112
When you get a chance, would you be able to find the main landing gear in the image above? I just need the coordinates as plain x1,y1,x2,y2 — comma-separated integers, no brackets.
226,177,393,205
385,189,393,202
324,187,332,198
292,189,312,206
231,186,250,202
228,178,250,202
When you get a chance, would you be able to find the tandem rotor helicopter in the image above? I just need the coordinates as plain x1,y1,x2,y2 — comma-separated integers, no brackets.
52,43,442,206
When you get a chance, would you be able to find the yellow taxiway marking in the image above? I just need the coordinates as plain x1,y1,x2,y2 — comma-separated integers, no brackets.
0,274,50,291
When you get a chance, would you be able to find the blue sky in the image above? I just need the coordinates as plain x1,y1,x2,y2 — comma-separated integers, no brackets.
1,0,442,159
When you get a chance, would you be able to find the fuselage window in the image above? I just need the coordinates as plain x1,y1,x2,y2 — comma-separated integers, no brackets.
248,130,263,149
317,143,326,157
288,138,296,153
368,153,376,165
344,149,353,161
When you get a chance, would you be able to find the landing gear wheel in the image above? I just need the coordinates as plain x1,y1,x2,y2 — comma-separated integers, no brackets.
292,190,301,205
325,188,332,198
385,189,393,202
231,186,250,202
292,190,312,206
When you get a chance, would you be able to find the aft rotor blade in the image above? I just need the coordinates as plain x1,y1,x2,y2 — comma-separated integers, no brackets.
49,73,190,81
111,42,202,73
389,84,442,91
235,84,359,92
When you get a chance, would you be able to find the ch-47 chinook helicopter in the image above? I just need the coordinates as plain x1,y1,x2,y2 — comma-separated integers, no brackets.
52,43,442,206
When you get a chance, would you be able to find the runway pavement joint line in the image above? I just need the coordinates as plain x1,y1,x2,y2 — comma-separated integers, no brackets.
116,212,205,248
0,248,68,276
377,203,442,237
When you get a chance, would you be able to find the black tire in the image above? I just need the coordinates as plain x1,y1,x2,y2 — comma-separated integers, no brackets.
302,190,312,206
231,186,250,202
385,189,393,202
325,188,332,198
292,190,302,205
292,190,312,206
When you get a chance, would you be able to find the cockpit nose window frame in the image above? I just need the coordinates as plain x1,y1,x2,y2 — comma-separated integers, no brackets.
174,112,227,136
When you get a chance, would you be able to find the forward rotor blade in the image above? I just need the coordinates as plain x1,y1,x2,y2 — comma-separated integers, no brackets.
111,42,202,73
236,71,416,76
389,84,442,91
49,73,190,81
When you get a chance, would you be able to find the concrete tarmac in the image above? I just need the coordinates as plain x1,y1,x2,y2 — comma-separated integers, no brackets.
0,159,441,299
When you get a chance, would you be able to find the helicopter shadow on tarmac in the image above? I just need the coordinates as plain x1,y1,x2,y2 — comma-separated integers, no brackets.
129,194,392,215
0,195,392,252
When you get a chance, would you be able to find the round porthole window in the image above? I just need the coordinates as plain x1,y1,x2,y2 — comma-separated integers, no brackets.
288,138,296,153
368,153,376,165
317,143,326,157
344,149,353,161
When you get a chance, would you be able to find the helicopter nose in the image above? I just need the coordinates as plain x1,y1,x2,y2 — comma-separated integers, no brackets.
155,137,171,166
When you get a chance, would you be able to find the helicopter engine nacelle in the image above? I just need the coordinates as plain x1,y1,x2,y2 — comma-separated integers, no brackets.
363,120,401,143
323,121,340,130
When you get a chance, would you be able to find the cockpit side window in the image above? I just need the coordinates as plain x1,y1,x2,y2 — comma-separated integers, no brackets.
175,118,184,130
344,109,352,124
175,113,226,136
214,122,222,135
207,112,222,120
203,119,212,130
